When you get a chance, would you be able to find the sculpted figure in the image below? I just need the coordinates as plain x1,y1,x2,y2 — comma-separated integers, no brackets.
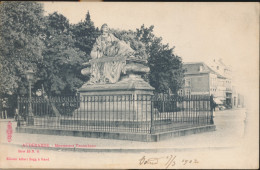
87,24,135,84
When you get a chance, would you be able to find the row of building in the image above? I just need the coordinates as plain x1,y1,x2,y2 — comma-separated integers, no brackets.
178,58,244,110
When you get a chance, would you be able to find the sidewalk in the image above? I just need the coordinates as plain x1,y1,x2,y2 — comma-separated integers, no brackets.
0,108,246,152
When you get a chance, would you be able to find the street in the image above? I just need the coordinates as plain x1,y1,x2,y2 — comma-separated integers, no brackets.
0,108,258,169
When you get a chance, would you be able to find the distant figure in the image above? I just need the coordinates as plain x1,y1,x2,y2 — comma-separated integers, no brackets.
2,99,7,119
14,108,19,121
88,24,134,84
212,100,217,118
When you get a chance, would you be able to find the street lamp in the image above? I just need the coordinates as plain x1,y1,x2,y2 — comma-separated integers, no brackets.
25,70,34,118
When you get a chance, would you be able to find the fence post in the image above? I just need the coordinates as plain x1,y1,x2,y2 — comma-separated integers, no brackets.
150,96,155,134
17,96,20,127
210,95,214,124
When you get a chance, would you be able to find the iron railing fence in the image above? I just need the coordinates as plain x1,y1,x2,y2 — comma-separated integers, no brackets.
152,94,213,133
18,94,214,134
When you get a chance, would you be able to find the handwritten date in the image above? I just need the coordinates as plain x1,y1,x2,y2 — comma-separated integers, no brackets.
139,155,198,168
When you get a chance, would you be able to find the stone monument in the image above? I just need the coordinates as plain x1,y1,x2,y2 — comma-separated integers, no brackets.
77,24,154,121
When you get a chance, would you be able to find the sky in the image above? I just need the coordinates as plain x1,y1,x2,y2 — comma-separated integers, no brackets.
42,2,259,96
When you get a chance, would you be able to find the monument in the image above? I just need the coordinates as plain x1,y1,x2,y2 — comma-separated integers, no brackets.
77,24,154,121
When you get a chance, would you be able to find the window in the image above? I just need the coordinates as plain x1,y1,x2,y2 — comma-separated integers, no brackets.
185,78,191,87
185,89,191,96
178,89,183,96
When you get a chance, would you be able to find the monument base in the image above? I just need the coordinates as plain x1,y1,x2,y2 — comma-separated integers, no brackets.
77,75,154,121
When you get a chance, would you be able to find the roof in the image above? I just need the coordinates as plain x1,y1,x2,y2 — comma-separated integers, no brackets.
183,62,227,79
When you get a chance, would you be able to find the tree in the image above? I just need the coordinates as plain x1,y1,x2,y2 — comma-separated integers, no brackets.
0,2,45,96
136,25,184,94
0,2,45,117
39,12,86,95
71,11,99,62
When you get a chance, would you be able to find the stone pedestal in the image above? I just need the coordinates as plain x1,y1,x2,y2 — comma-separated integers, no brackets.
77,75,154,121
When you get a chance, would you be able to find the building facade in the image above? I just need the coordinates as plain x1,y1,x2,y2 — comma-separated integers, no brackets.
232,86,245,108
207,58,233,108
180,59,244,109
180,62,230,107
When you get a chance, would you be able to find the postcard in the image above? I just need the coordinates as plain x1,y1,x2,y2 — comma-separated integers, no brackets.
0,2,259,169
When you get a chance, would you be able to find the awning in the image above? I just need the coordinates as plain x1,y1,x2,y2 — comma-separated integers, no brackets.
214,98,223,104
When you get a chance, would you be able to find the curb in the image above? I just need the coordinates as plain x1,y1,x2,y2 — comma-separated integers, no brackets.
16,125,216,142
1,142,234,153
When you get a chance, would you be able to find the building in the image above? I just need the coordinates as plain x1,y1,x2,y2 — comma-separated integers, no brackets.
232,86,245,108
180,61,238,108
207,58,233,108
237,93,245,108
180,62,225,107
232,85,238,108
